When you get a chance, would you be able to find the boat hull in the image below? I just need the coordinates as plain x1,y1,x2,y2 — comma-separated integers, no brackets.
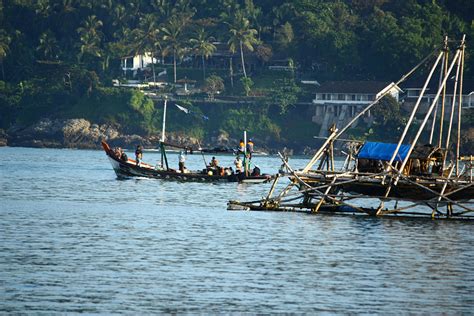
297,173,474,202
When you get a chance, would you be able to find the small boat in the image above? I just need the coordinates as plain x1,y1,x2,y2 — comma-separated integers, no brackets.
101,140,272,183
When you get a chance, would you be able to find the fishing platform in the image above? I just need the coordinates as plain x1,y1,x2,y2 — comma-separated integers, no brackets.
229,36,473,220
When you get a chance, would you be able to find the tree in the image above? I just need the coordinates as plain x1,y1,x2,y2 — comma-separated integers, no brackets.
274,22,294,51
226,10,259,78
255,44,272,66
37,30,60,61
189,28,216,80
132,13,162,83
162,14,191,83
204,75,224,101
271,78,301,114
371,95,406,141
0,30,11,80
240,76,253,96
77,15,104,62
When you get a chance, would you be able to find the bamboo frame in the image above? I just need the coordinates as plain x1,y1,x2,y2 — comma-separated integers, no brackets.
227,36,473,220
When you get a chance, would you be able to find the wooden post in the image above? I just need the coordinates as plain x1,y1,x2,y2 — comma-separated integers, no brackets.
456,35,466,176
438,37,449,148
396,49,461,184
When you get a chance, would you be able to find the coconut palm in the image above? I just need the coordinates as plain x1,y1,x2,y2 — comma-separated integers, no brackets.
162,15,190,83
226,10,259,78
37,30,60,61
77,15,103,62
131,13,162,83
189,28,216,80
0,30,11,80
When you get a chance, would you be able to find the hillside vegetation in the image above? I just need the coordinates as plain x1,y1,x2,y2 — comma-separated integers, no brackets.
0,0,472,150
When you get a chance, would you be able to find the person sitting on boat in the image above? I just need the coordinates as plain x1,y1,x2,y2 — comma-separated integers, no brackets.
251,165,261,176
234,156,243,173
135,145,143,166
247,139,254,159
119,149,128,162
113,147,121,158
178,151,186,173
210,156,219,168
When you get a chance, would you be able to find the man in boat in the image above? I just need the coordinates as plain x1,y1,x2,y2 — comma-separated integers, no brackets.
234,156,243,173
247,139,254,159
178,151,186,173
238,139,245,154
208,156,221,175
251,165,261,176
135,145,143,166
210,156,219,168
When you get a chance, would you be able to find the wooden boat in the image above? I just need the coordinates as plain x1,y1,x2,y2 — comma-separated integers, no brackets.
101,140,272,183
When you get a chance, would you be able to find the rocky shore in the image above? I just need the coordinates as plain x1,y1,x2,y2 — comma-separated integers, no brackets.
1,118,305,154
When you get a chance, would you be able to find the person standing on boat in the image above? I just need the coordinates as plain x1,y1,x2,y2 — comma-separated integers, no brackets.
247,139,254,160
179,151,186,172
135,145,143,166
238,139,245,154
234,156,243,173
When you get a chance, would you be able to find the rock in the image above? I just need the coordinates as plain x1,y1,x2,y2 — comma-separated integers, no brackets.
7,118,122,149
0,129,7,146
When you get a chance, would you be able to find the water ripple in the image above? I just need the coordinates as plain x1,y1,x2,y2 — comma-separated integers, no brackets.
0,147,473,313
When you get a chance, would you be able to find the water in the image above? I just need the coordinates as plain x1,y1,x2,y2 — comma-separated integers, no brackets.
1,147,473,313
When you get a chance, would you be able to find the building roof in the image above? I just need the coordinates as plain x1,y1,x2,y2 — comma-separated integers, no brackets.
316,81,392,94
401,77,474,94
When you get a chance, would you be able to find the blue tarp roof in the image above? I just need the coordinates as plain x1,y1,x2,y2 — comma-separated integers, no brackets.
357,142,410,162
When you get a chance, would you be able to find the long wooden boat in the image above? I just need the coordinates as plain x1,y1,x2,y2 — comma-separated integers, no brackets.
101,140,272,183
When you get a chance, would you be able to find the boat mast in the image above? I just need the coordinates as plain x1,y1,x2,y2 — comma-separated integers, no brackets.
244,130,248,176
161,97,168,143
160,97,169,170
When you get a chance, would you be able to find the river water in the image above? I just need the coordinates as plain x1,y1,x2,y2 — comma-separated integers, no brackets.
1,147,473,313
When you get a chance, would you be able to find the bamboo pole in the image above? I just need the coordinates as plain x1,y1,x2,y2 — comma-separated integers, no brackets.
385,51,444,172
456,35,466,175
444,46,462,167
438,37,449,148
302,129,338,173
396,50,461,183
430,43,447,144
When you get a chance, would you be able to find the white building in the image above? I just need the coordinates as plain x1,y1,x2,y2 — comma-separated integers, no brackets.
312,81,402,136
401,80,474,112
121,52,157,75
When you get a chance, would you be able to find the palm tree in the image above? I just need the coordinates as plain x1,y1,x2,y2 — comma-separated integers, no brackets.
77,15,103,62
226,10,259,78
189,28,216,80
0,30,11,80
131,13,162,84
162,15,190,83
37,30,60,61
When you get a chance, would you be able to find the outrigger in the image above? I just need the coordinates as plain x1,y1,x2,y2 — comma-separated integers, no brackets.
229,35,473,219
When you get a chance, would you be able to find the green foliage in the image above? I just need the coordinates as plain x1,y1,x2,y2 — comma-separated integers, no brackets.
204,75,224,100
219,107,281,140
0,0,472,147
240,77,253,96
270,77,301,114
370,95,407,141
